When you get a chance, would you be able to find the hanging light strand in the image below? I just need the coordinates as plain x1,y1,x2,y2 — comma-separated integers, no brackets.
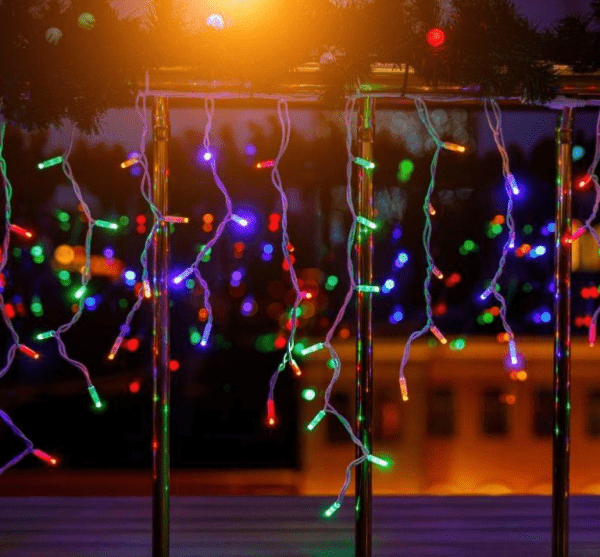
108,92,162,361
51,127,101,399
481,98,518,358
267,98,304,416
583,110,600,344
0,122,22,380
398,98,444,401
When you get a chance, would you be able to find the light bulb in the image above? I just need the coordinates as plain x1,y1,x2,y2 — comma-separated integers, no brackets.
356,216,377,230
307,409,326,431
37,156,63,170
430,326,447,345
300,342,325,356
353,157,375,170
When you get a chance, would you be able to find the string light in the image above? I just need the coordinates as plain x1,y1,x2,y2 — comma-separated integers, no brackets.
398,98,452,401
255,159,275,169
353,156,375,170
356,216,377,229
9,224,33,239
35,331,55,341
32,449,58,466
480,98,520,368
429,326,448,345
300,342,325,356
367,454,391,468
356,284,380,293
120,155,139,168
307,409,326,431
231,214,249,227
17,344,40,359
163,216,189,224
37,156,63,170
87,385,103,409
95,219,119,230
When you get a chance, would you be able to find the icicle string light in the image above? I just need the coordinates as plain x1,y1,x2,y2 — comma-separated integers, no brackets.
108,91,162,361
481,98,519,360
294,98,381,517
398,98,444,400
0,122,22,381
175,97,237,349
585,110,600,343
267,98,304,413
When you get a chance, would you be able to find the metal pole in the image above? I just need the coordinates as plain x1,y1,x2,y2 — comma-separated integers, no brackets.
152,96,171,557
552,107,573,557
355,97,374,557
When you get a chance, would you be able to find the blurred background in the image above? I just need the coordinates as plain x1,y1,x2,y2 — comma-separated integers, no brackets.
1,102,600,495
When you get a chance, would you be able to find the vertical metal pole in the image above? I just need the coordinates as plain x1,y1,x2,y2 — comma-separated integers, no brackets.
152,97,171,557
552,107,573,557
355,97,374,557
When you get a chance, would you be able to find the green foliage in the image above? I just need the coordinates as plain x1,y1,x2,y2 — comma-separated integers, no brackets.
0,0,598,131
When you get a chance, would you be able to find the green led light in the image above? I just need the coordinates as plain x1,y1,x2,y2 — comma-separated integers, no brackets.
353,157,375,170
522,283,533,293
38,156,63,170
301,342,325,356
397,159,414,182
325,275,339,291
30,297,44,317
356,216,378,230
323,501,341,518
189,328,201,345
459,246,469,256
464,239,475,251
118,215,130,226
87,385,103,409
450,338,466,351
302,388,316,401
59,222,71,232
367,454,391,468
307,409,326,431
36,331,55,341
118,298,128,309
255,333,276,353
58,270,70,280
356,285,380,293
95,220,119,230
326,357,337,370
186,279,195,289
56,210,70,223
482,312,494,324
12,247,22,258
31,245,43,257
522,224,533,235
74,286,87,300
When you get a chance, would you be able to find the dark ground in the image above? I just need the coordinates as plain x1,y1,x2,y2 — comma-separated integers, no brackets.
1,495,600,557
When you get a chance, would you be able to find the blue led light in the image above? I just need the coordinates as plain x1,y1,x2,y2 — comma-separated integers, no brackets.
394,252,409,269
534,246,547,257
262,243,274,255
85,297,97,311
124,270,136,281
540,311,551,323
103,247,115,259
245,144,257,156
389,307,404,324
381,279,395,293
572,145,585,162
392,226,403,240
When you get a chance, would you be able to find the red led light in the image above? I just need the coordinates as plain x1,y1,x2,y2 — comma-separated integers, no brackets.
9,224,33,239
256,159,275,169
577,174,592,190
169,359,180,372
274,336,287,350
5,303,15,319
266,400,276,427
126,338,140,352
128,380,141,394
268,213,281,232
33,449,58,466
135,214,147,225
18,344,40,359
426,28,446,47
